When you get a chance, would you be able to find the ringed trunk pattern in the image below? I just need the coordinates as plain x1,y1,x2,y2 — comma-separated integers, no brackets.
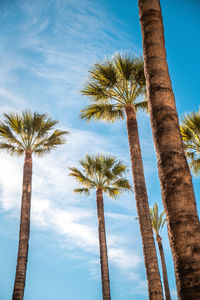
156,235,171,300
96,188,111,300
125,105,163,300
12,150,32,300
138,1,200,298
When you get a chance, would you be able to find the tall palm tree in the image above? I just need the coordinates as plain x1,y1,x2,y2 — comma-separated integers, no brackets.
80,54,163,299
180,109,200,175
138,1,200,298
0,111,68,300
69,154,132,300
150,203,171,300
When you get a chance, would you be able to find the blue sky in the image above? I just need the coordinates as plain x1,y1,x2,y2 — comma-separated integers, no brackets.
0,0,200,299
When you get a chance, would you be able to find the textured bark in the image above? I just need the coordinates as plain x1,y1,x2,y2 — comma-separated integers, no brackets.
12,150,32,300
138,1,200,299
96,188,111,300
156,235,171,300
125,105,163,300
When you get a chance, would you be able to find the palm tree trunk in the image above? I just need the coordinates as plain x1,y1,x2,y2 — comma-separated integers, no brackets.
125,104,163,300
96,188,111,300
138,1,200,298
12,150,32,300
156,235,171,300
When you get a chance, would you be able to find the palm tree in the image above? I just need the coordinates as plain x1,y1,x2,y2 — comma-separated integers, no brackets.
69,154,132,300
138,1,200,298
0,111,68,300
150,203,171,300
80,54,163,299
180,109,200,175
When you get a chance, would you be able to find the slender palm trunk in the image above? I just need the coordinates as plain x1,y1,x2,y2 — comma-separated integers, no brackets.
96,188,111,300
138,1,200,298
156,235,171,300
12,150,32,300
125,105,163,299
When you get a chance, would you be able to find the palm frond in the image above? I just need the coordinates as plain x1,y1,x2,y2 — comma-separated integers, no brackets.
80,103,125,123
69,154,131,200
0,111,68,156
134,100,149,113
68,167,94,188
113,178,132,191
81,82,109,101
0,122,25,151
89,60,117,87
3,113,22,134
180,109,200,175
103,186,121,199
131,56,146,88
111,161,127,176
33,130,68,155
80,53,146,116
150,202,166,235
74,188,90,196
0,143,24,156
114,53,135,81
189,158,200,175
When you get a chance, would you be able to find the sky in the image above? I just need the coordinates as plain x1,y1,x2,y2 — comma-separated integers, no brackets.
0,0,200,299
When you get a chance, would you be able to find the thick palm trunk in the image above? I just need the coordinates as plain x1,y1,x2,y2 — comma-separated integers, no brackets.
12,150,32,300
156,235,171,300
96,188,111,300
138,1,200,298
125,105,163,300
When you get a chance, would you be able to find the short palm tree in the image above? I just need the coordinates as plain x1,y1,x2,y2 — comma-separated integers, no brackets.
150,203,171,300
69,154,132,300
80,54,163,299
0,111,68,300
180,109,200,175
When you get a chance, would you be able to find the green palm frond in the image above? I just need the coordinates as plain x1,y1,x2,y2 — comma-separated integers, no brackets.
80,53,146,122
131,57,146,88
134,99,149,112
114,53,134,81
69,154,132,199
0,122,25,150
180,109,200,175
111,161,127,176
150,202,166,235
0,111,68,156
74,188,90,196
0,143,24,156
103,186,121,199
89,60,117,87
80,103,125,123
189,158,200,175
113,178,132,191
68,167,94,188
3,113,22,134
81,82,109,101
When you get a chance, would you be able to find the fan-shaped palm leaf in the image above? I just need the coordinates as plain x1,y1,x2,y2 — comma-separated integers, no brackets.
180,109,200,175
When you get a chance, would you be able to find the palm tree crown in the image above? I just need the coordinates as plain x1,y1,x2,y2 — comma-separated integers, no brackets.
69,154,132,197
150,203,166,236
0,111,68,155
180,109,200,175
80,53,147,122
